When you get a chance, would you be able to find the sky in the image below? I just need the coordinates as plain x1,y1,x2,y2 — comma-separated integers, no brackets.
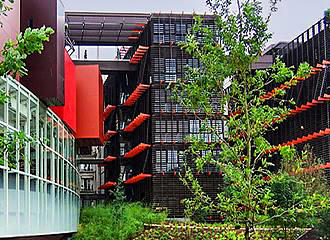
62,0,329,45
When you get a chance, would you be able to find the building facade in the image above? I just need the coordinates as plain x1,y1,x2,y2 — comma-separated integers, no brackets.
266,15,330,183
0,76,80,238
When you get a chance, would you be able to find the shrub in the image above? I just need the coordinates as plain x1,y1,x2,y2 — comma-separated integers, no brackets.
74,203,167,240
317,208,330,239
134,223,277,240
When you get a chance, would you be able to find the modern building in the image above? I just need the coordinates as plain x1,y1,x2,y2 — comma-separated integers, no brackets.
0,75,80,238
265,14,330,183
66,12,224,217
69,11,330,218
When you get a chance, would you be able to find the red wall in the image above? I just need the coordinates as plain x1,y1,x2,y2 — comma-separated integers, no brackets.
74,65,104,146
0,0,20,58
51,50,77,133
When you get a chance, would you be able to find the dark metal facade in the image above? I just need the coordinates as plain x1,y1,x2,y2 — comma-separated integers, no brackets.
266,16,330,183
101,13,225,217
147,14,223,217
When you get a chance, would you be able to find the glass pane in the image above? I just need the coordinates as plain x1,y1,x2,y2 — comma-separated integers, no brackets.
30,177,38,231
53,120,58,153
55,156,58,184
46,115,52,148
64,129,68,159
47,150,52,181
8,172,17,235
30,100,37,138
0,124,5,166
30,142,37,176
39,145,43,178
64,163,67,187
8,84,18,128
59,157,63,185
59,124,63,156
39,106,47,144
0,169,4,235
0,77,6,122
19,92,29,134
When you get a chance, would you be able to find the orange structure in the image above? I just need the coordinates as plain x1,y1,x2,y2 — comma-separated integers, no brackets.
74,65,104,146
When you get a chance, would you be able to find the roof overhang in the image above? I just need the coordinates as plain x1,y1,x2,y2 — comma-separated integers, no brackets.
65,12,150,46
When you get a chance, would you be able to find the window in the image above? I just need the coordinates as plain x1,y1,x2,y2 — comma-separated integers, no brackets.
19,91,29,133
8,84,18,128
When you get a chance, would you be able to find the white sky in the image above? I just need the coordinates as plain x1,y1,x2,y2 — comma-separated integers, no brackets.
62,0,329,45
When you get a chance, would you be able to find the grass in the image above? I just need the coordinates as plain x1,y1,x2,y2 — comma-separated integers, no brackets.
73,202,167,240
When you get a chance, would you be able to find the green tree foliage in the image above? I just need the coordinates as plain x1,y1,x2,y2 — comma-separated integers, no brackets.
0,0,14,27
171,0,330,238
74,203,167,240
0,26,54,78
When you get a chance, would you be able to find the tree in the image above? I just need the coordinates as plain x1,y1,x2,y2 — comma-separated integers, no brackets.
171,0,330,239
0,11,54,167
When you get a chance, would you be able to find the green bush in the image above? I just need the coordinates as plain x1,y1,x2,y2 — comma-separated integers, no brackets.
134,223,277,240
317,208,330,239
74,203,167,240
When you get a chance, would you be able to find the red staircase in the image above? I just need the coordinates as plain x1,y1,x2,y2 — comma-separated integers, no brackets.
104,105,116,121
124,173,152,184
99,181,117,189
130,45,149,64
104,156,117,162
123,143,151,158
104,130,117,141
124,113,150,132
122,84,150,106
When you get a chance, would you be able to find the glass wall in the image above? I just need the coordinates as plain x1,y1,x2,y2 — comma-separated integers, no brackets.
0,76,80,238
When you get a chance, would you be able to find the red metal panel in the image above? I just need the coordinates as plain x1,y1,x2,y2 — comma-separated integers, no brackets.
74,65,104,146
51,50,77,133
20,0,65,106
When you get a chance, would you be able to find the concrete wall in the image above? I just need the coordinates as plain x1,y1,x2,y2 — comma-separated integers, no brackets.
0,0,20,52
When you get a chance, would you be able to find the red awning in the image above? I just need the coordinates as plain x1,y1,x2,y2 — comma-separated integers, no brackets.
122,84,150,107
124,113,150,132
123,143,151,158
124,173,152,184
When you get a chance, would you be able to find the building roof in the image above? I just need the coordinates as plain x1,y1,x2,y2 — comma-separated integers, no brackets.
65,12,150,46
